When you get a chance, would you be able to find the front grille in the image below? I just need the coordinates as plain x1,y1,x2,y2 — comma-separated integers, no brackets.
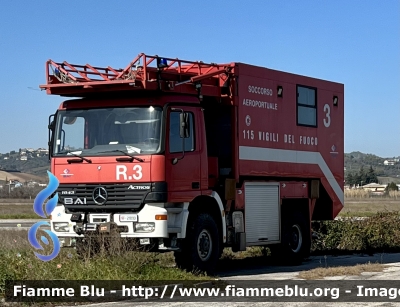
57,183,151,212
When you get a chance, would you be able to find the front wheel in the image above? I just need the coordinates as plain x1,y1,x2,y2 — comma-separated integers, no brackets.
174,213,220,274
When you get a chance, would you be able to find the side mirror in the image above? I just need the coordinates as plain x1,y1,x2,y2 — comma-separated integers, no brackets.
48,120,55,130
179,112,190,138
48,115,55,160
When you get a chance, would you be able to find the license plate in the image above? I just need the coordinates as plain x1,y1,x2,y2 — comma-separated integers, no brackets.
140,238,150,245
119,214,138,222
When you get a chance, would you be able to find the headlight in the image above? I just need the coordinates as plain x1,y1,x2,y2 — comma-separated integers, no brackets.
53,222,70,232
134,223,155,233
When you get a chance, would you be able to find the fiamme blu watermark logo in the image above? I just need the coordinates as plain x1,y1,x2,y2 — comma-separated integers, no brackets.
28,171,60,261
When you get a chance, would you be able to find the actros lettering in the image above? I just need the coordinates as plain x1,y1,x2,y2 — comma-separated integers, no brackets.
128,185,150,190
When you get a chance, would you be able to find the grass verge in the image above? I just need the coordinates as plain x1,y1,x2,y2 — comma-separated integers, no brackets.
338,201,400,217
0,229,211,300
297,262,385,280
0,205,39,220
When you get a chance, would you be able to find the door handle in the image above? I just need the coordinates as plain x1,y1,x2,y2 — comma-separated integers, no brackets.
192,182,200,189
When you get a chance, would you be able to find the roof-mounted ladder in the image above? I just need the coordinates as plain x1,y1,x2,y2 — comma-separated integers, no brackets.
39,53,233,97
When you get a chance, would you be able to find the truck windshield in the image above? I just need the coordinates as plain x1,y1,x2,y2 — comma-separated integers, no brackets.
52,106,162,156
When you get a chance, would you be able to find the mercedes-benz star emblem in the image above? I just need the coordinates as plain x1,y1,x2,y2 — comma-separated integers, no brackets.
92,187,108,205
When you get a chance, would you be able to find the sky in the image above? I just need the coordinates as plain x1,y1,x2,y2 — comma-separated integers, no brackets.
0,1,399,158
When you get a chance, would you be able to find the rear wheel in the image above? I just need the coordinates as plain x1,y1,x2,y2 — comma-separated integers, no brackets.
270,211,310,265
174,213,220,274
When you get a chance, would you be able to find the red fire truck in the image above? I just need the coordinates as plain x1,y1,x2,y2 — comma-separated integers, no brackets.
40,53,344,273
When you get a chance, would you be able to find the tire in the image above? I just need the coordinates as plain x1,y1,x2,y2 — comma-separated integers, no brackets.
270,211,311,265
174,213,220,275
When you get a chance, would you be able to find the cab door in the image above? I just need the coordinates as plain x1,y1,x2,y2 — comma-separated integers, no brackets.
165,106,201,201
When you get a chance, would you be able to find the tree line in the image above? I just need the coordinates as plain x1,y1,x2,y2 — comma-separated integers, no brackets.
346,165,379,186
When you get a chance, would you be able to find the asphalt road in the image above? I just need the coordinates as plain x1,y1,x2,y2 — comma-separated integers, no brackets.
50,253,400,307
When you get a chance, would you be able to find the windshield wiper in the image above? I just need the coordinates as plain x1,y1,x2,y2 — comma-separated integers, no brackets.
59,150,92,164
101,150,144,163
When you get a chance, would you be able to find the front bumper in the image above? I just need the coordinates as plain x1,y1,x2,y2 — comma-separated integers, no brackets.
50,203,168,243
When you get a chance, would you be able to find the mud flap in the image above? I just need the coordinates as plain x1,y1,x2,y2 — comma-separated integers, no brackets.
232,232,246,252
